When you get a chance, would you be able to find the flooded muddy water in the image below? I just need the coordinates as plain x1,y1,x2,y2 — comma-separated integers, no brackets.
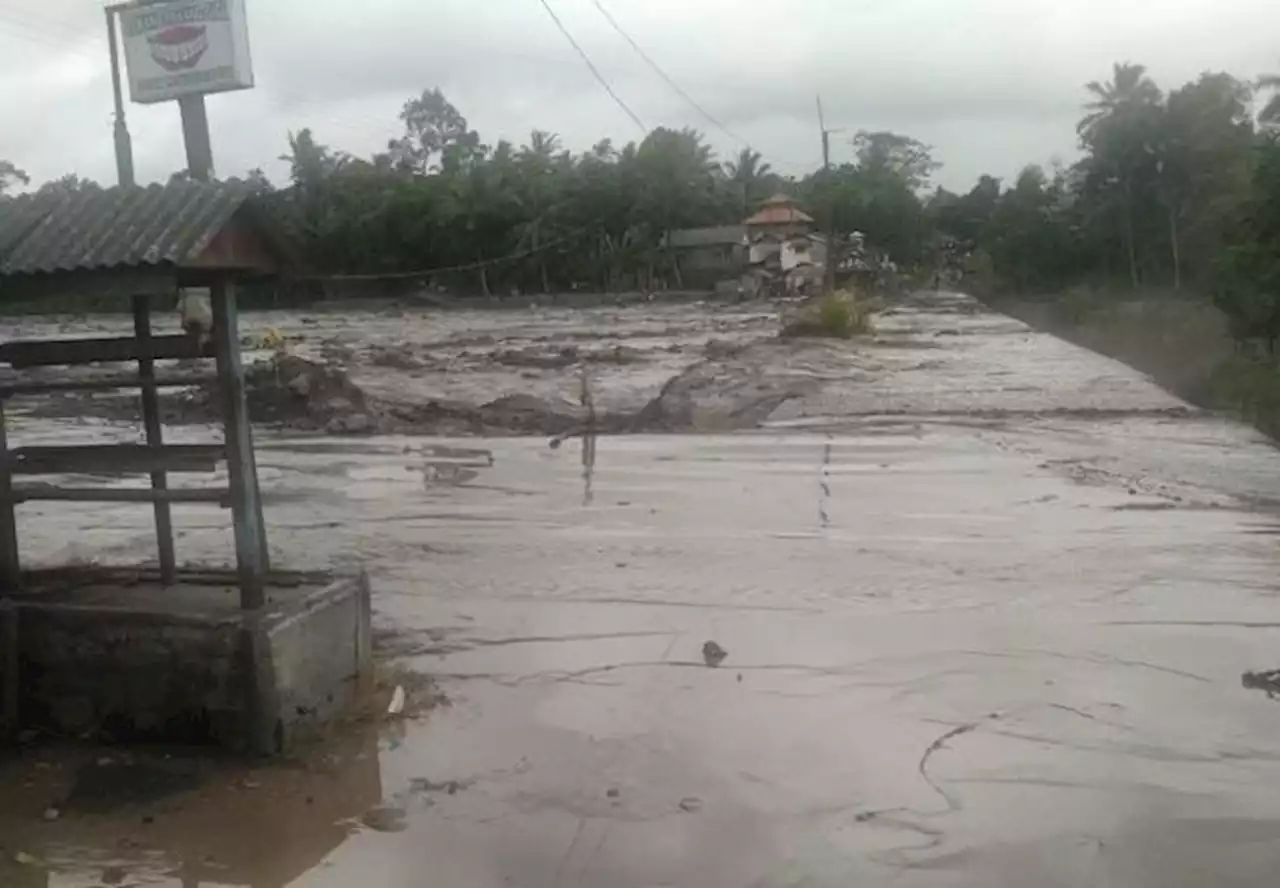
5,292,1280,886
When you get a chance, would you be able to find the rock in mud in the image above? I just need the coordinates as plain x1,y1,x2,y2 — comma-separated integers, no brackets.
702,641,728,667
243,354,381,433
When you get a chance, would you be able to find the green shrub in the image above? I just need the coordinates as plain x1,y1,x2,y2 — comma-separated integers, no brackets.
780,290,875,339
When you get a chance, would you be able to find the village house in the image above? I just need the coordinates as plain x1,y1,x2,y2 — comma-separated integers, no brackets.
666,194,826,295
662,225,748,288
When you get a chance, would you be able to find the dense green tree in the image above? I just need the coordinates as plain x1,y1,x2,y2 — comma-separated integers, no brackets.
0,160,29,195
280,129,350,190
1076,62,1165,287
1259,70,1280,128
385,88,483,175
1156,73,1254,288
34,174,101,197
1214,136,1280,350
851,131,940,192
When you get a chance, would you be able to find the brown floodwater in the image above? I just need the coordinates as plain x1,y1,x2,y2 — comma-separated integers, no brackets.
4,292,1280,887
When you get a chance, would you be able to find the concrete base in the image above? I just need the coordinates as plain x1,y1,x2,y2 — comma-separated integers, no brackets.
1,567,371,755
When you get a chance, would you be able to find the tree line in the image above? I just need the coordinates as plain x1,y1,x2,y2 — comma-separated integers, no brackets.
3,66,1280,345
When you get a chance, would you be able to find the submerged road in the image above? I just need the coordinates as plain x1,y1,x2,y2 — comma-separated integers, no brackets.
7,291,1280,886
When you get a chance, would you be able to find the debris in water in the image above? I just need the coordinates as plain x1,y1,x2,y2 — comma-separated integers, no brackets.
409,777,469,795
702,641,728,668
388,685,406,716
679,796,703,813
41,807,59,821
13,850,40,866
1242,670,1280,698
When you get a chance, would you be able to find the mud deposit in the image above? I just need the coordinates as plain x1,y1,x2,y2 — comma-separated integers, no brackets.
3,301,796,437
7,292,1280,887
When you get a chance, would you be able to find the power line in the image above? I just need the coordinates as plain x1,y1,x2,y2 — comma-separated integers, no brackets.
533,0,646,133
587,0,739,144
303,218,602,282
584,0,815,175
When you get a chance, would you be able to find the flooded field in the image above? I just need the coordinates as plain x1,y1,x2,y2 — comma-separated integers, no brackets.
5,292,1280,887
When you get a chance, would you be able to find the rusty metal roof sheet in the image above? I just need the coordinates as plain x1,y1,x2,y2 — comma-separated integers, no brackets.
743,203,814,227
0,179,255,277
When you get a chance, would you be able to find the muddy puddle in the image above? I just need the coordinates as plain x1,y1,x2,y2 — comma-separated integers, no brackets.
7,292,1280,886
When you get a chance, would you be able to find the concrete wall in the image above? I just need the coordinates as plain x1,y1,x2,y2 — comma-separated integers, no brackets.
16,607,244,742
266,573,372,750
5,573,372,754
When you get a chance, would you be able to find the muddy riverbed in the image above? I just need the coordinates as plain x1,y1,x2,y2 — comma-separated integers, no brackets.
5,292,1280,887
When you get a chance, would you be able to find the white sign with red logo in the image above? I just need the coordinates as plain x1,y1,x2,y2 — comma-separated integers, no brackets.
120,0,254,104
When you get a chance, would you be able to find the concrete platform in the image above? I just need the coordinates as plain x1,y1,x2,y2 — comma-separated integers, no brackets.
1,567,371,754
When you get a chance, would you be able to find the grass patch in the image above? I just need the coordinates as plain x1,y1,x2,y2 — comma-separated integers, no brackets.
998,287,1280,442
780,290,875,339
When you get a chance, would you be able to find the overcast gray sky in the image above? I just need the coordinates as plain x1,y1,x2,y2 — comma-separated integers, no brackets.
2,0,1279,192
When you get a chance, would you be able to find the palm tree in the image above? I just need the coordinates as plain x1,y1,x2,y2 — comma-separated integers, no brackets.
724,148,773,215
1077,62,1162,141
279,129,349,189
517,131,564,293
1077,63,1163,287
1258,71,1280,127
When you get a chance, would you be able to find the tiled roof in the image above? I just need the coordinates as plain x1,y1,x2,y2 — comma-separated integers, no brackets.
743,195,814,226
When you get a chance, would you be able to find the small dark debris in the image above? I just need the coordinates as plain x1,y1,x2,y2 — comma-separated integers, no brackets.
1242,670,1280,698
679,797,703,813
702,641,728,668
606,787,620,799
410,777,470,796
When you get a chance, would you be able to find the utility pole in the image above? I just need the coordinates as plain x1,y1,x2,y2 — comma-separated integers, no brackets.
105,5,135,187
817,96,838,295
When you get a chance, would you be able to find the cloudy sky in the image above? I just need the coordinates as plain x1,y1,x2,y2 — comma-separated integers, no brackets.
2,0,1279,192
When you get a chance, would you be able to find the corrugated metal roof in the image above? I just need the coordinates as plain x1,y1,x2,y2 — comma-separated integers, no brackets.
0,179,255,277
666,225,746,248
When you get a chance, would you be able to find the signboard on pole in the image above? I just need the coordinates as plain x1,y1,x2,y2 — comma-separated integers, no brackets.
120,0,254,104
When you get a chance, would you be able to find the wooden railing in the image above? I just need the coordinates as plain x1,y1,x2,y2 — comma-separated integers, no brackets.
0,286,268,605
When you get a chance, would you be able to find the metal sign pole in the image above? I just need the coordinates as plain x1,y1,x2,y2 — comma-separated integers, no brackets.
105,5,135,188
179,95,214,183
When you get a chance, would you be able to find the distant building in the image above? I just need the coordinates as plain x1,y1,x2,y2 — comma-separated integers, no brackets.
662,225,747,287
665,194,823,295
743,193,815,239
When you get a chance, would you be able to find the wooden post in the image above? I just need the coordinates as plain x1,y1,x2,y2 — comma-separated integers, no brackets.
1,599,17,742
0,401,19,593
133,294,177,585
210,279,267,609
